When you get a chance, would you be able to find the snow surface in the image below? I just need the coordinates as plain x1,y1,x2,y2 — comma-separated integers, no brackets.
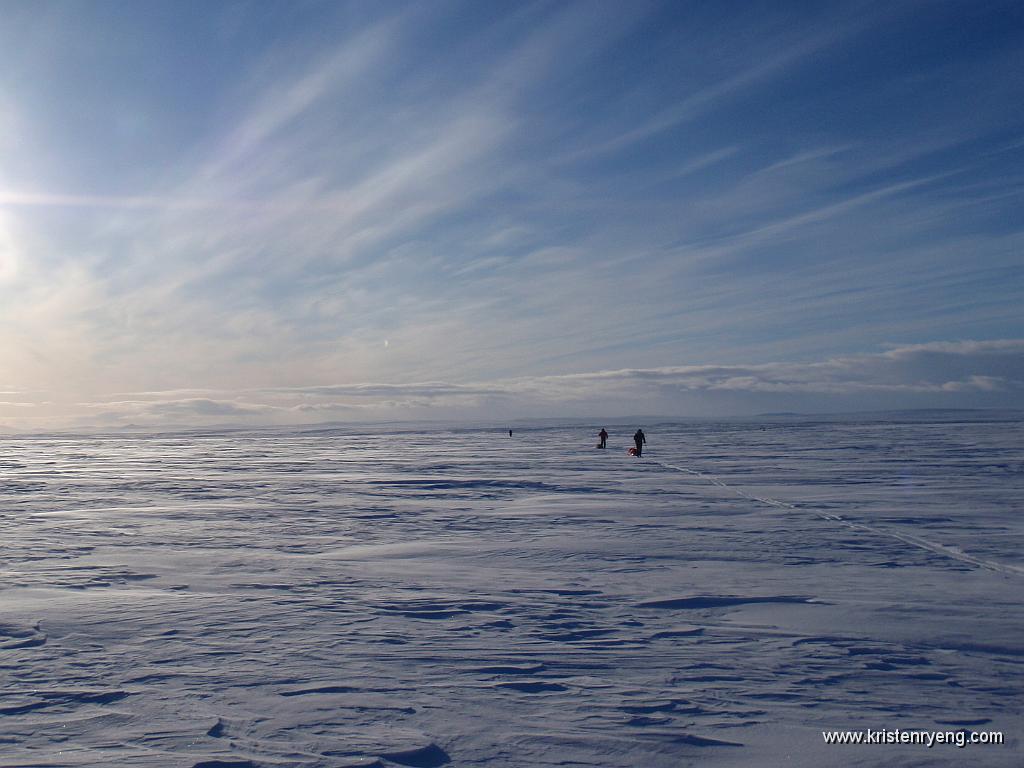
1,417,1022,766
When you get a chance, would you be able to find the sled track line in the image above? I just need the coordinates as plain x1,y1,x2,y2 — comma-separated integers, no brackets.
652,460,1024,578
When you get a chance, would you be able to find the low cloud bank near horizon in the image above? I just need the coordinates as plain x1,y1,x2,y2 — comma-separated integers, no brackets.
3,340,1021,431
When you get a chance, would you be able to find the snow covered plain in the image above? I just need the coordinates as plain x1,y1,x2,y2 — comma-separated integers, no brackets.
1,416,1022,767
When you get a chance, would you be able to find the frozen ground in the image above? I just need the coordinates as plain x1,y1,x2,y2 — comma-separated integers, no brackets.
1,416,1022,767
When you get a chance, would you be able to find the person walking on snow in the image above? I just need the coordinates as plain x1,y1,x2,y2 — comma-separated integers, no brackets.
633,428,646,457
598,428,608,449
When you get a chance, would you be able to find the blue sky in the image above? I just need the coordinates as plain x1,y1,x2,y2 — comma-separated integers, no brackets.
0,0,1022,428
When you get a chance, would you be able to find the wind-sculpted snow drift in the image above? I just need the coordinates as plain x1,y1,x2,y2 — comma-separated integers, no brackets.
0,417,1021,766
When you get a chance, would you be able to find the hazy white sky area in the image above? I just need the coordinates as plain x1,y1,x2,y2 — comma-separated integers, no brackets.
1,1,1022,429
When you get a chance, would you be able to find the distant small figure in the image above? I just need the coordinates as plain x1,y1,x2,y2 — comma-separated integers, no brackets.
633,428,646,457
597,428,608,449
509,429,513,437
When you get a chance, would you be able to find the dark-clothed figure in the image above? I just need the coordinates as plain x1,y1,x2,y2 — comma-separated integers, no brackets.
509,429,513,437
598,428,608,449
633,428,646,457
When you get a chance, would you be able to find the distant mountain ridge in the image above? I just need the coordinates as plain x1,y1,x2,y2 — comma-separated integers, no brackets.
4,408,1022,438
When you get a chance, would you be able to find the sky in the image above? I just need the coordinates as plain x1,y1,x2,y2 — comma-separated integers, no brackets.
1,0,1022,429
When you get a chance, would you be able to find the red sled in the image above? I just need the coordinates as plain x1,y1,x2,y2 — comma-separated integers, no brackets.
627,447,638,456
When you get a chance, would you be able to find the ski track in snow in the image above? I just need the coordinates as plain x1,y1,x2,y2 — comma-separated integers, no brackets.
652,459,1024,577
0,418,1022,767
